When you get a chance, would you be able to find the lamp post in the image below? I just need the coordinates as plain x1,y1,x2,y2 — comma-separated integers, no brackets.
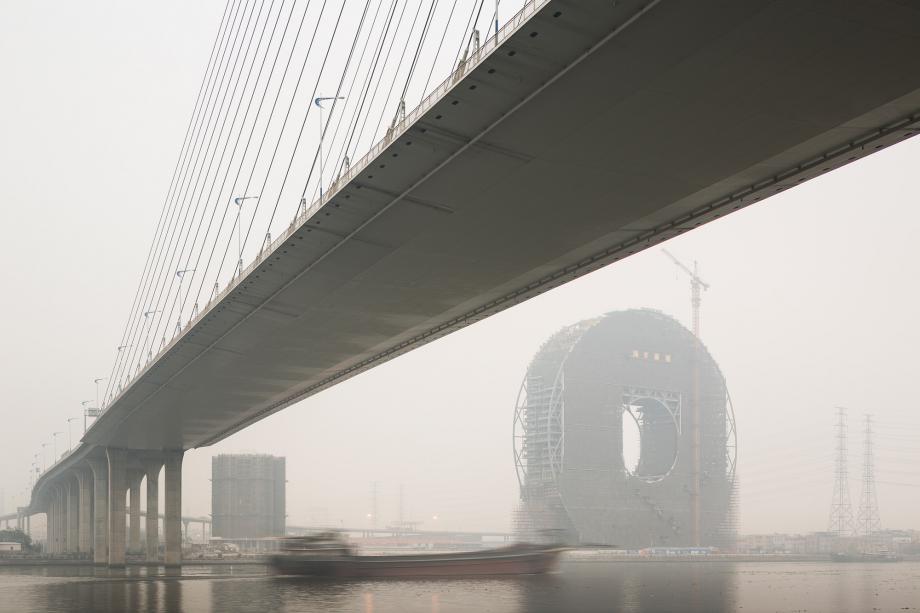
231,196,259,276
173,269,196,335
314,96,345,201
81,400,94,433
40,443,48,472
113,346,132,404
52,432,63,464
495,0,500,36
66,418,78,452
93,377,107,409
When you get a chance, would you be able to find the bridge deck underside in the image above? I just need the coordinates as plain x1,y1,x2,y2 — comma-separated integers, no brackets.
85,0,920,450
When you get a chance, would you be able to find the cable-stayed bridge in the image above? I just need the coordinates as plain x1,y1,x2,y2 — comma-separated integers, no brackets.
21,0,920,567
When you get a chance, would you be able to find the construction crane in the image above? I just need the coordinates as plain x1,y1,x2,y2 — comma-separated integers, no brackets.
662,247,710,546
662,248,709,338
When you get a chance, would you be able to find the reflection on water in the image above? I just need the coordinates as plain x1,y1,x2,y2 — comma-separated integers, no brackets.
1,561,919,613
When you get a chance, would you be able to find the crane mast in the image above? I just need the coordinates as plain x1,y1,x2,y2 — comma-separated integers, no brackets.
662,248,709,338
661,247,711,546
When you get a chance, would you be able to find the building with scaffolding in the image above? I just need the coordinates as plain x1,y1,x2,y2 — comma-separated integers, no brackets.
212,454,286,539
513,309,737,548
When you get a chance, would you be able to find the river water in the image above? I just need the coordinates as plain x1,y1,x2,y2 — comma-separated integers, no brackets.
1,560,919,612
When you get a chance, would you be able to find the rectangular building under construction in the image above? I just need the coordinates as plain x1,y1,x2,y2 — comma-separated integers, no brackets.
212,454,286,538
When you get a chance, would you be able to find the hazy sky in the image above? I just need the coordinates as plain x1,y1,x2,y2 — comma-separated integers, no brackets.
2,1,919,536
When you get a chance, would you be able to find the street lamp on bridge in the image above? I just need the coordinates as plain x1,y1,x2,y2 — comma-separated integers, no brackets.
66,417,79,452
52,432,63,464
231,196,259,277
314,96,345,202
93,377,107,410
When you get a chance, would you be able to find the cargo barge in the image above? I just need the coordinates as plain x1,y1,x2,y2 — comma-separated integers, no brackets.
268,533,565,578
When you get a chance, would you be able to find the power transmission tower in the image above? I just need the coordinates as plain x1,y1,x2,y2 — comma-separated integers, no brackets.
371,481,378,529
856,414,881,537
828,407,855,536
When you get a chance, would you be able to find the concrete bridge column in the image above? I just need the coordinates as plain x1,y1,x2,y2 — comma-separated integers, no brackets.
128,470,144,553
59,487,67,554
52,486,64,554
87,458,108,565
42,504,54,554
164,451,183,567
42,507,50,554
65,477,79,553
75,468,93,554
145,459,162,562
48,490,55,554
106,448,128,567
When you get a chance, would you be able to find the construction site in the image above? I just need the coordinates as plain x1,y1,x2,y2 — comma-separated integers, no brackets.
513,252,737,548
211,454,286,540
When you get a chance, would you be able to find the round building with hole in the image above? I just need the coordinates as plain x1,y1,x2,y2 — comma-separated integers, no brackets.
513,309,736,548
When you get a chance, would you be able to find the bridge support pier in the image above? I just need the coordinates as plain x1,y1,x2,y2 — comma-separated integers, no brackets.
46,494,55,554
42,508,50,554
65,476,79,553
145,459,162,563
52,485,64,554
164,451,183,567
106,448,127,567
128,470,144,553
75,468,93,554
87,458,108,565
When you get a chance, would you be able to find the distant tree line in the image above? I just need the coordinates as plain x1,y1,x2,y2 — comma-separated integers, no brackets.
0,528,33,551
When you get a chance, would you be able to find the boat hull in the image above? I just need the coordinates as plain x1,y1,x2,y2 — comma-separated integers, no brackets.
269,544,565,578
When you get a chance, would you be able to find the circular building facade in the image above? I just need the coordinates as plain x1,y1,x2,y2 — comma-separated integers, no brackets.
513,309,736,548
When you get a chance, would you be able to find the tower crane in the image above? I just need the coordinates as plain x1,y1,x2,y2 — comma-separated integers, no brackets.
662,248,709,338
661,247,710,546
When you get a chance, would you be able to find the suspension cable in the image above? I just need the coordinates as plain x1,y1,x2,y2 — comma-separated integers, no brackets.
113,0,258,393
153,0,280,359
196,0,335,308
106,0,245,401
176,0,298,323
